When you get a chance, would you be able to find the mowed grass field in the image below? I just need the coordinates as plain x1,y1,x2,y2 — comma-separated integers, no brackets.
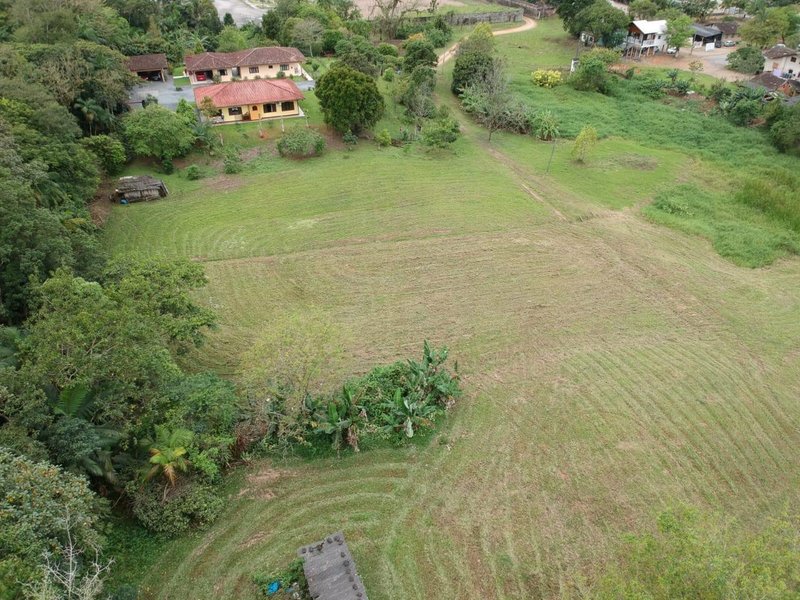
104,21,800,600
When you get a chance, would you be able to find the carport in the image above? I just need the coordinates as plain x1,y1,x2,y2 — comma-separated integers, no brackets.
692,24,723,47
126,53,169,82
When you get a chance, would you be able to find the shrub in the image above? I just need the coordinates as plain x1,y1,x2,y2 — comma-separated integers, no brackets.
531,69,562,88
424,27,450,49
277,127,326,158
342,129,358,148
570,49,618,94
451,51,494,95
377,42,399,56
532,110,560,141
383,68,395,82
223,147,243,174
375,129,392,147
421,117,460,149
130,481,224,534
571,124,598,162
80,134,127,175
727,46,765,74
185,164,203,180
276,70,286,79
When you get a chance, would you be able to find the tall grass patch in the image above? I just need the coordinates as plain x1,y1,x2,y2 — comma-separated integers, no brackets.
644,183,800,267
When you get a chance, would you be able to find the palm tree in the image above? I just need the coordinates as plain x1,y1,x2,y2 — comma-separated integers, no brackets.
74,98,103,135
143,426,194,499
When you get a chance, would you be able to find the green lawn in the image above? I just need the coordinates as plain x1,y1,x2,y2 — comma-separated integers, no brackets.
105,18,800,600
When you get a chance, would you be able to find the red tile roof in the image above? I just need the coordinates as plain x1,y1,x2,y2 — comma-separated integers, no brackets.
126,53,168,72
193,78,305,108
185,47,305,72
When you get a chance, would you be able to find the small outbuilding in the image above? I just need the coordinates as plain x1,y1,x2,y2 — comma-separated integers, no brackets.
113,176,168,203
126,54,169,81
297,532,368,600
692,24,723,46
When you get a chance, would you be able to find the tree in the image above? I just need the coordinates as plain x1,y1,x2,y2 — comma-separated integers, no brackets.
403,39,437,72
316,63,384,134
371,0,421,40
682,0,716,19
399,65,437,129
122,104,195,168
240,313,344,411
223,12,235,26
457,23,495,57
573,0,628,47
80,135,126,175
451,25,497,95
570,48,618,93
629,0,658,19
571,124,598,162
291,17,323,56
216,25,250,52
727,46,765,73
0,449,104,597
739,15,781,47
334,35,383,76
143,425,194,494
666,14,693,55
770,115,800,154
460,58,510,142
551,0,596,36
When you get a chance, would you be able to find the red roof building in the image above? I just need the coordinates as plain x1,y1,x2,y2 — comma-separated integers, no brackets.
126,53,169,81
185,47,305,84
194,79,305,124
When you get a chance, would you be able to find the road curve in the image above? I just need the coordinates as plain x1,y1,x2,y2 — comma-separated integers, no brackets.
438,16,538,65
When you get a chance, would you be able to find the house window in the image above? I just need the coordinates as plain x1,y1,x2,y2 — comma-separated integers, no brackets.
281,101,294,111
249,66,260,74
232,67,240,77
263,103,277,113
228,106,242,116
218,69,227,76
792,56,797,63
280,64,290,71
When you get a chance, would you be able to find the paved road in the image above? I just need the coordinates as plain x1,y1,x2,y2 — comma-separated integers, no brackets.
214,0,265,26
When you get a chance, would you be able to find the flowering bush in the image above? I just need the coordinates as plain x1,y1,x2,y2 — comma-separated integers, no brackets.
531,69,562,88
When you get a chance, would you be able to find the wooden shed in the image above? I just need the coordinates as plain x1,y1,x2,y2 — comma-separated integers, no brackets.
113,176,168,203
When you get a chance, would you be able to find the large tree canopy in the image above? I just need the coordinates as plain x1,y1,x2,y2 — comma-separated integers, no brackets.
315,63,384,134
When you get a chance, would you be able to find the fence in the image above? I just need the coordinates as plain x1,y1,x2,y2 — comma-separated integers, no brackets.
490,0,556,19
406,9,523,27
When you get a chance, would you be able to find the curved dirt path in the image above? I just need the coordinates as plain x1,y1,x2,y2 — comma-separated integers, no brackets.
438,16,538,65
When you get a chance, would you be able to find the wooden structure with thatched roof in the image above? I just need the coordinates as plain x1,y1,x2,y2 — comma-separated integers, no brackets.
113,176,168,203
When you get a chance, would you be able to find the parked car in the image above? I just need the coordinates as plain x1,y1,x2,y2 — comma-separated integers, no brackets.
667,47,677,54
723,40,737,47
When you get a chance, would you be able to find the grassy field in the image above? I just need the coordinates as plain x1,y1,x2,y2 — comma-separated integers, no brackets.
104,18,800,600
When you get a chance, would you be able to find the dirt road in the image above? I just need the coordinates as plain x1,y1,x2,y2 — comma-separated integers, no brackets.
438,16,538,65
213,0,265,26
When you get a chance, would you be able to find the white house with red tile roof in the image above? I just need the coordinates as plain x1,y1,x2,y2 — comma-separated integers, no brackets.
193,78,305,123
184,47,305,84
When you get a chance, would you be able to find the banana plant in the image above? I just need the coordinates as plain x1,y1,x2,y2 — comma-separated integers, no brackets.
313,386,364,452
381,388,438,438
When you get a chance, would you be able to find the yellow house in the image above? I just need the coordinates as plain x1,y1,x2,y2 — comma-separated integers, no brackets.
194,78,305,124
185,47,305,84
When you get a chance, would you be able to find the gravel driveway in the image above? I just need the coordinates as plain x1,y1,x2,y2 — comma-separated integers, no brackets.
214,0,265,25
128,77,196,109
